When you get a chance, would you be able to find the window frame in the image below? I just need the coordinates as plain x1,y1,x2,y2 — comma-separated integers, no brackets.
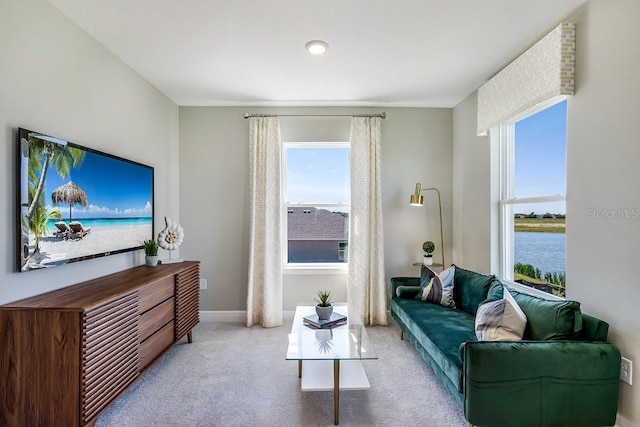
282,141,350,274
496,100,567,298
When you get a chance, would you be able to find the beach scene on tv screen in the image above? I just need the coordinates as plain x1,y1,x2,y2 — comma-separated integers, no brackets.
20,134,153,271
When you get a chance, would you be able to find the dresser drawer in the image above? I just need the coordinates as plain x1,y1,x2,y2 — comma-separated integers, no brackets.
139,297,174,342
139,321,175,369
138,276,174,313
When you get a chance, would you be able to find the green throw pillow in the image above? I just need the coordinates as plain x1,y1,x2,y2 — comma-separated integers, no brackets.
486,280,504,300
452,265,496,315
507,286,582,340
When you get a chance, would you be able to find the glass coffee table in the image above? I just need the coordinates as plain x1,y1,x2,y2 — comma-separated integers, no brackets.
286,303,378,425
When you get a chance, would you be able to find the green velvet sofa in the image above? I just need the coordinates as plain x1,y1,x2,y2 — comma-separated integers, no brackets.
390,265,621,427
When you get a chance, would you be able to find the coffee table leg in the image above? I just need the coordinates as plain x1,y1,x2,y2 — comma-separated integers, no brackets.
298,360,302,378
334,359,340,425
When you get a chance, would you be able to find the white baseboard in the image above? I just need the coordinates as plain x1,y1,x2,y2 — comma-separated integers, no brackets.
199,311,244,322
199,310,296,323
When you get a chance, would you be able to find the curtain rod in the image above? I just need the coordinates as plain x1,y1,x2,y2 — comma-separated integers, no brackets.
243,112,386,119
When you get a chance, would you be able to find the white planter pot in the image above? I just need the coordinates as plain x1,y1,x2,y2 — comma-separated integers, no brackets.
146,256,159,267
315,305,333,320
423,256,433,266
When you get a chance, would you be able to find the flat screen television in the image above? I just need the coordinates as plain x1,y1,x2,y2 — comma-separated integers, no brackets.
16,128,154,272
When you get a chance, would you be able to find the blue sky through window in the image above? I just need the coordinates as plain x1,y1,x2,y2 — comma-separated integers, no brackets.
286,147,349,204
515,100,567,202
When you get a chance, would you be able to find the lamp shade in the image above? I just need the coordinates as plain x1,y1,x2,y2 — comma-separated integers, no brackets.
410,183,424,206
410,194,423,206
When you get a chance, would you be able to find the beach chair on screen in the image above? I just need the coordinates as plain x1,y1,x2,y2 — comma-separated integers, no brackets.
69,221,91,240
53,221,70,239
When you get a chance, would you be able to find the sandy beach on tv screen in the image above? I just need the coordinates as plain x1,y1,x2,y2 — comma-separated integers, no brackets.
32,224,152,266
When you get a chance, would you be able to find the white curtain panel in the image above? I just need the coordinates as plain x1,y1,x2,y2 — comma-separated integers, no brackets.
348,117,388,326
246,117,283,328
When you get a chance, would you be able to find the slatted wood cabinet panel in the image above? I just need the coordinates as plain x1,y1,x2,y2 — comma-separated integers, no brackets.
0,261,200,427
176,265,200,341
82,291,141,424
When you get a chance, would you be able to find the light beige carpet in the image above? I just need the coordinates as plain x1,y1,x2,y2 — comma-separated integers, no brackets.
96,320,467,427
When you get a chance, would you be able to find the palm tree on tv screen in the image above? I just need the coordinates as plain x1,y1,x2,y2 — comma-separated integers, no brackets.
28,183,62,253
27,137,85,221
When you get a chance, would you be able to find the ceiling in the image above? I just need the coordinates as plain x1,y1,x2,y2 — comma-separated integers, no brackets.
48,0,588,108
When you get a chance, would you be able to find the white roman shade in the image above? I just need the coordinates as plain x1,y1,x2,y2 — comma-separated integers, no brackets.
477,23,575,135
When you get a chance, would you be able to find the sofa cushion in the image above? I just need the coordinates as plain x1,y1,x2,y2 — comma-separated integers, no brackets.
475,286,527,341
507,286,582,340
486,280,503,299
452,266,496,315
576,313,609,342
392,297,476,392
416,265,455,308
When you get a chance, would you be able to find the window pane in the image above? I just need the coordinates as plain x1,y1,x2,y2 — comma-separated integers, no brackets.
513,202,565,297
287,207,348,263
286,147,349,203
514,100,566,198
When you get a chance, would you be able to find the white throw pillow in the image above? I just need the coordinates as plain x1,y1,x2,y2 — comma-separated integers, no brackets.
475,287,527,341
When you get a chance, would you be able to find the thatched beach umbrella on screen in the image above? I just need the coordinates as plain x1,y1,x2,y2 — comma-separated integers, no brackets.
51,181,88,222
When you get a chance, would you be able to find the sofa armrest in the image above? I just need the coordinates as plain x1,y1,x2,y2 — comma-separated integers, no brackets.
463,341,621,427
389,277,420,299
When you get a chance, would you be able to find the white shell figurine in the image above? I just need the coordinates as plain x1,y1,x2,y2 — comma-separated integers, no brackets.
157,216,184,264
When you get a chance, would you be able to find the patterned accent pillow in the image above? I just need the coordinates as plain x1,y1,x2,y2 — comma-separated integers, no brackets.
475,287,527,341
415,265,456,308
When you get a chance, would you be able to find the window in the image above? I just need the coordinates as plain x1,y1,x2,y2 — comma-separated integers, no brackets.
283,143,350,266
498,100,567,296
338,242,348,262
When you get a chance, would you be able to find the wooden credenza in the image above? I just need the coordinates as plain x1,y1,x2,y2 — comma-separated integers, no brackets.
0,261,200,427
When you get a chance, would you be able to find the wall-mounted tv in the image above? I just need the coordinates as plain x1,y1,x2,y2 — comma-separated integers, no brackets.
16,128,154,272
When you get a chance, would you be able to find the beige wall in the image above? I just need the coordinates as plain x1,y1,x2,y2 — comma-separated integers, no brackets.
566,1,640,425
452,1,640,424
452,92,495,273
179,107,452,311
0,0,179,305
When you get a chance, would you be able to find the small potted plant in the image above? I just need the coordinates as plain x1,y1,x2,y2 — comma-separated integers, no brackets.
315,290,333,320
422,241,435,266
143,239,159,267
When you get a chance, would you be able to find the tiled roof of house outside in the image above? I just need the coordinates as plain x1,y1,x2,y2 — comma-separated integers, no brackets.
287,207,348,240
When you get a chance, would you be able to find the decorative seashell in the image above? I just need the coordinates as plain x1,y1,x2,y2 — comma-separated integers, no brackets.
157,216,184,251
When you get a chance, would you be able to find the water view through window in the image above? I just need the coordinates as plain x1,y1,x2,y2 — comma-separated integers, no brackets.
512,101,566,296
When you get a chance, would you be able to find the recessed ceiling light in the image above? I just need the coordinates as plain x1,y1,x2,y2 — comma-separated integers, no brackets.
305,40,329,55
